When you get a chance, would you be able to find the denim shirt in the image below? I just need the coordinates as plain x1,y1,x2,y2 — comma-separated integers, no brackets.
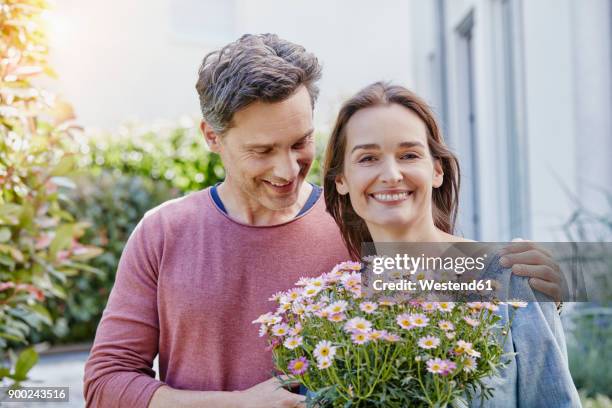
473,256,581,408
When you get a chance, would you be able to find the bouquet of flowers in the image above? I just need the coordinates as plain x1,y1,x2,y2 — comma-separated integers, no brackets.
254,261,526,407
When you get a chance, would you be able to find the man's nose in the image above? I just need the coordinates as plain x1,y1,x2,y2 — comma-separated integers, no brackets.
274,152,300,181
380,158,403,184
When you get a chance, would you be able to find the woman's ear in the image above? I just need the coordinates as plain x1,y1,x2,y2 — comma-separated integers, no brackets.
433,159,444,188
200,120,222,154
335,174,349,195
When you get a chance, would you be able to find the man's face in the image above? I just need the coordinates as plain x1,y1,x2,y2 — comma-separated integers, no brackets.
211,86,315,211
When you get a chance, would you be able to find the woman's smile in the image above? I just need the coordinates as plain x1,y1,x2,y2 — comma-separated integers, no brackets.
368,189,414,204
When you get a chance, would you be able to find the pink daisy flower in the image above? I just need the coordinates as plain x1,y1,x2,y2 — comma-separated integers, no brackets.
351,331,370,345
426,358,446,374
317,357,332,369
290,322,303,336
437,302,455,312
328,312,346,322
379,297,396,307
438,320,455,331
268,291,284,302
271,323,289,337
483,302,500,312
359,301,378,314
288,357,309,375
463,316,480,327
383,332,401,342
326,300,349,314
440,359,457,375
314,340,337,361
283,336,303,350
463,356,477,373
396,313,413,330
418,335,440,350
286,288,303,301
507,300,528,308
410,313,429,327
368,330,385,341
341,271,361,290
455,340,477,356
344,317,372,333
467,301,484,310
302,285,321,298
421,302,438,313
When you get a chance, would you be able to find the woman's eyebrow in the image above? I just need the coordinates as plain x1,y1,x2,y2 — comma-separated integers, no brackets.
351,143,379,153
398,141,425,148
351,141,425,153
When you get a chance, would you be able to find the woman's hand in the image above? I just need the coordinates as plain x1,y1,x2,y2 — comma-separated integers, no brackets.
499,239,563,302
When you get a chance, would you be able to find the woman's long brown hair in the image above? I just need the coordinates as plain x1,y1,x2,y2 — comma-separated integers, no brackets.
323,82,461,260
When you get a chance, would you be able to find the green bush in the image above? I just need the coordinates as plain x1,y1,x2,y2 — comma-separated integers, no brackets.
566,307,612,397
0,0,99,386
33,170,178,344
83,120,225,192
39,122,224,343
563,190,612,398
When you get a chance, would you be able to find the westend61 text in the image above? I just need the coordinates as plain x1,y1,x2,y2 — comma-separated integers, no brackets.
372,279,494,292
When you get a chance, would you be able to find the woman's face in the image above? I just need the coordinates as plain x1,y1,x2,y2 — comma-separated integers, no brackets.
335,103,443,233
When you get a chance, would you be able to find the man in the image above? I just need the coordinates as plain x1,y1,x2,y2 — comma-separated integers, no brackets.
83,34,563,407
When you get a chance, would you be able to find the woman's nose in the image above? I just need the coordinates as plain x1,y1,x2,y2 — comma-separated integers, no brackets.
380,159,403,184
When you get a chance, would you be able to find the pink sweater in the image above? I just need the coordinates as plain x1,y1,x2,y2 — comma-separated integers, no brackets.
83,188,350,407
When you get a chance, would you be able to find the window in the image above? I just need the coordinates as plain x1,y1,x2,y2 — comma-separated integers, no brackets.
455,11,481,240
493,0,530,238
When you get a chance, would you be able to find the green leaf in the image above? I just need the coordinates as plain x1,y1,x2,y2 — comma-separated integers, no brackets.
0,332,24,342
49,223,74,259
50,155,76,177
50,176,76,189
49,281,67,298
71,246,103,261
0,245,25,263
0,367,11,379
62,261,103,276
0,204,21,225
0,324,26,342
0,254,16,269
0,227,11,243
13,348,38,381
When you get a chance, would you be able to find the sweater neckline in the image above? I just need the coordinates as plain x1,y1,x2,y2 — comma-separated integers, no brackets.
205,186,324,229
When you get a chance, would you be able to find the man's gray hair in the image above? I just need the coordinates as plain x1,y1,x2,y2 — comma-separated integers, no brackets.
196,33,322,134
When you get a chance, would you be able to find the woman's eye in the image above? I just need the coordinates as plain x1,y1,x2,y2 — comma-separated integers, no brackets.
401,153,419,160
358,155,376,163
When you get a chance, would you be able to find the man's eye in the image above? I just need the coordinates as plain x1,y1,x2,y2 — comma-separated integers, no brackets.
254,149,272,155
293,136,313,149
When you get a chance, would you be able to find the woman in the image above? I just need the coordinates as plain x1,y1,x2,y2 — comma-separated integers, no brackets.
322,82,580,407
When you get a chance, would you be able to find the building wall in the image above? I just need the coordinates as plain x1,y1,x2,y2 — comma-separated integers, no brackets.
48,0,414,131
410,0,611,240
48,0,611,240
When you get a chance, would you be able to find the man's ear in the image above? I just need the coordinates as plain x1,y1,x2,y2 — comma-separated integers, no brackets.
335,174,349,195
433,159,444,188
200,120,222,153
